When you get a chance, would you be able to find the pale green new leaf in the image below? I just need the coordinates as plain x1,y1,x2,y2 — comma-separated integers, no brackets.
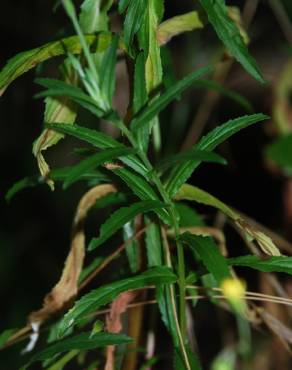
199,0,264,83
0,34,112,96
58,267,177,336
88,200,166,250
157,11,204,45
229,255,292,275
63,147,135,188
180,233,230,283
131,66,213,131
166,113,269,197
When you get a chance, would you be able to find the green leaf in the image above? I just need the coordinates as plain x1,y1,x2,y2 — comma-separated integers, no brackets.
58,266,177,336
156,285,179,347
174,345,202,370
119,0,131,13
79,256,104,283
100,35,118,106
124,220,140,273
113,168,172,224
229,255,292,275
180,233,230,283
35,78,105,118
45,123,148,176
157,11,204,45
28,332,132,364
175,203,205,227
133,52,148,114
63,147,135,188
0,329,16,349
157,149,226,173
5,167,108,202
0,34,112,96
88,200,166,250
266,133,292,171
166,113,269,197
174,183,281,256
174,184,239,220
199,0,264,83
131,66,213,131
145,218,163,267
80,0,113,33
123,0,147,50
46,350,79,370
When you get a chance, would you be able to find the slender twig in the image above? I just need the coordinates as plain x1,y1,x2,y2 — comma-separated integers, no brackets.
161,227,191,370
79,226,148,291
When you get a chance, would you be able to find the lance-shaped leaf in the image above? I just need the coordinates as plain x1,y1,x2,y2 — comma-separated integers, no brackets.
157,149,226,173
166,113,269,197
58,266,177,336
5,167,109,203
80,0,113,33
157,11,204,45
123,0,147,50
180,233,230,283
174,183,281,256
26,332,132,366
100,35,118,106
46,123,148,176
88,200,166,250
0,34,112,96
113,168,172,225
199,0,264,83
28,185,117,330
131,66,213,131
63,147,136,188
228,255,292,275
35,78,106,118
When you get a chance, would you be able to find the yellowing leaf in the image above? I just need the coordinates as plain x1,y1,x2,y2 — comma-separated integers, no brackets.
28,184,117,337
32,63,77,190
157,11,204,45
174,184,281,256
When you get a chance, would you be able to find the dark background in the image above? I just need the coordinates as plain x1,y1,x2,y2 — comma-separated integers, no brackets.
0,0,292,368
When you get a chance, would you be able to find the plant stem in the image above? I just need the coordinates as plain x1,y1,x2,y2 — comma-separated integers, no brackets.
121,121,187,338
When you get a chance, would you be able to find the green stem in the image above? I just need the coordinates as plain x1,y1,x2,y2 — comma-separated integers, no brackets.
121,121,187,338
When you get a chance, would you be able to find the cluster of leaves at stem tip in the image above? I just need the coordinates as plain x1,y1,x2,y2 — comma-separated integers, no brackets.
2,0,292,369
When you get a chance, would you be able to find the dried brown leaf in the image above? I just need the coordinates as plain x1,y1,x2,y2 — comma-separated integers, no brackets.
28,184,117,327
